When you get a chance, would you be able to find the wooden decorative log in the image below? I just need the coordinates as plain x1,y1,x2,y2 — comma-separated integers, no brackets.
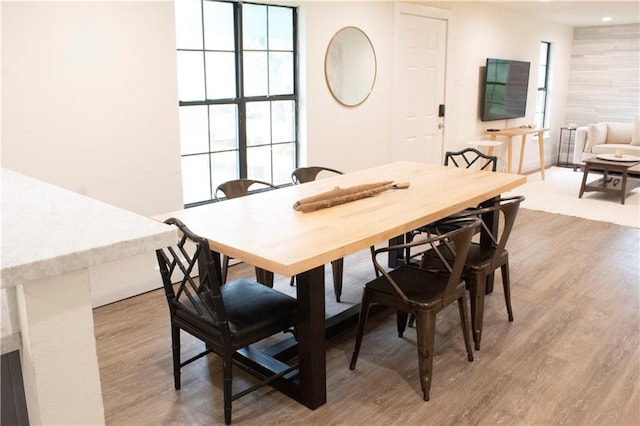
293,181,410,213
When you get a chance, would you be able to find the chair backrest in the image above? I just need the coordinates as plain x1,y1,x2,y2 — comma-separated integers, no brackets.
444,147,497,171
156,217,230,344
371,217,480,303
461,195,525,264
214,179,277,201
291,166,344,184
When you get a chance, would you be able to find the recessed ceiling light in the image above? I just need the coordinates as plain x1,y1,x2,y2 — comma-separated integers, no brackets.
602,16,613,22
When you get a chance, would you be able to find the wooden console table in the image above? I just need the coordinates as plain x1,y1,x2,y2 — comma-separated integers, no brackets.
484,127,548,180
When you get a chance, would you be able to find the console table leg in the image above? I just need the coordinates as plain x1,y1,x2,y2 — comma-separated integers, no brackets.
518,136,526,175
506,136,513,173
537,131,546,180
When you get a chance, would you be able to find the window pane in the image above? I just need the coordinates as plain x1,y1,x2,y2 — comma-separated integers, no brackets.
269,52,293,95
247,145,271,181
211,152,239,192
243,4,267,50
205,52,236,99
536,91,547,127
177,51,205,101
210,104,238,151
537,65,547,88
174,0,202,50
182,155,211,204
539,42,549,66
272,101,295,143
243,52,268,96
272,142,295,185
175,2,297,202
246,102,270,147
179,106,208,155
269,7,293,50
203,1,235,51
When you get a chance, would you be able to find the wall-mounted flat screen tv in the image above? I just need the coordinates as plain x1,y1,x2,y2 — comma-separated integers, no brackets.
480,58,530,122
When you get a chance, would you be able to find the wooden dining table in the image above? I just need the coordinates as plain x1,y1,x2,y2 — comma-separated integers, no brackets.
154,161,526,410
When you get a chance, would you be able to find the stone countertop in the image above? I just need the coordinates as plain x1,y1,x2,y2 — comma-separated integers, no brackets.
1,168,176,286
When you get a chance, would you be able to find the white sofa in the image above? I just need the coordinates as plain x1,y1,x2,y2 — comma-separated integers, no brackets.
572,114,640,164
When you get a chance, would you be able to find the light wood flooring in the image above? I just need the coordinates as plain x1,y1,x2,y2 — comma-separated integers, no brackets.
93,209,640,425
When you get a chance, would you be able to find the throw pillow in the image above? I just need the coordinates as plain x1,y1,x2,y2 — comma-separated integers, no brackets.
585,122,607,152
606,122,632,144
632,113,640,146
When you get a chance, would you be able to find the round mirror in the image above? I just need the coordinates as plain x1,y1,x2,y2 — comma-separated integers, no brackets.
324,27,377,107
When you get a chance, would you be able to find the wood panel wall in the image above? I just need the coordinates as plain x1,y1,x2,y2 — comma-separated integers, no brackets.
565,24,640,126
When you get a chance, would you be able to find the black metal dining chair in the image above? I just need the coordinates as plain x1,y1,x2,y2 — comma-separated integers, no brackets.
291,166,344,184
401,147,498,264
444,147,498,171
290,166,346,302
214,179,277,284
156,217,298,425
412,196,525,350
349,217,479,402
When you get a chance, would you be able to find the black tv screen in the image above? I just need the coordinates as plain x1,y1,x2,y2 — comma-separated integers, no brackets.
480,58,530,121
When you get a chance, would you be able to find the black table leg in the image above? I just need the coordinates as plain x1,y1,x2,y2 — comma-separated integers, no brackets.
294,265,327,409
387,234,406,268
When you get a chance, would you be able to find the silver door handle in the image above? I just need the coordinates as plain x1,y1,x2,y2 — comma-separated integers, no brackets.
438,123,444,129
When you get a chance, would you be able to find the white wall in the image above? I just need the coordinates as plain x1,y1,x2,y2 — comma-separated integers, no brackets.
1,1,575,306
1,1,183,217
299,0,574,173
1,1,183,306
433,1,573,171
300,1,394,171
566,24,640,125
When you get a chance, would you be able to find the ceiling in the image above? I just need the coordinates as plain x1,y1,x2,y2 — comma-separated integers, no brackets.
482,1,640,27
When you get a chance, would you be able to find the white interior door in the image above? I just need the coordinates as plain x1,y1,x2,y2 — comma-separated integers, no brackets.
392,4,448,164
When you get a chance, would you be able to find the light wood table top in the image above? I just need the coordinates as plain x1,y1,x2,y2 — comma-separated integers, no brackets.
156,161,526,277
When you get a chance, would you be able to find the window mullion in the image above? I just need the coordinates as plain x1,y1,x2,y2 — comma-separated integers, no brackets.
233,3,247,179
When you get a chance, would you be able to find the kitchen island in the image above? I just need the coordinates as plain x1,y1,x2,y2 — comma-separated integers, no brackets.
1,168,175,425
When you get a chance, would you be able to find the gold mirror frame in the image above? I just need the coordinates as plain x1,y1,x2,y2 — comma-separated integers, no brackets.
324,26,377,107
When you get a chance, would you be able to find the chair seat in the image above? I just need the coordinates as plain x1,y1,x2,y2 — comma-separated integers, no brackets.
223,279,298,341
175,278,297,346
464,244,508,272
366,265,461,308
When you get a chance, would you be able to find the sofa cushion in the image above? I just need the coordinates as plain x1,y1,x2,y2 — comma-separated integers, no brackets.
606,122,632,144
632,113,640,146
585,122,607,152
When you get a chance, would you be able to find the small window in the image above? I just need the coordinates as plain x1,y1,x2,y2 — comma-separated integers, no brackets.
535,41,550,129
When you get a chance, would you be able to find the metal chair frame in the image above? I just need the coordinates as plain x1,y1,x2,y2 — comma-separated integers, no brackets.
349,217,479,401
214,179,277,284
156,217,298,424
445,147,498,171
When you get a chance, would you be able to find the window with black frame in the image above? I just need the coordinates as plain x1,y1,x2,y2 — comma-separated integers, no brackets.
535,41,550,129
174,0,298,206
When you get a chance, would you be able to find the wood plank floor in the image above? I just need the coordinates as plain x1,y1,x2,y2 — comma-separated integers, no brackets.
93,209,640,425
